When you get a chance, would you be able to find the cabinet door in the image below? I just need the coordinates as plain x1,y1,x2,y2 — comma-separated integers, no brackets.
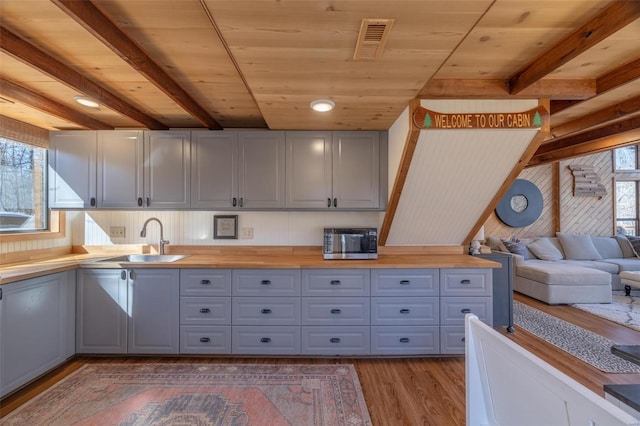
285,131,332,208
238,131,285,208
1,272,74,397
49,131,97,208
97,130,144,208
144,131,191,208
191,131,238,208
332,131,380,209
76,269,128,354
128,269,179,354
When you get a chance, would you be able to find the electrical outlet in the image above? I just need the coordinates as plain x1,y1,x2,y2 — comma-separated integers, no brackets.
240,227,254,239
109,226,126,238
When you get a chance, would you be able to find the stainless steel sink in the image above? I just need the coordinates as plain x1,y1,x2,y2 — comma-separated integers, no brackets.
96,254,189,263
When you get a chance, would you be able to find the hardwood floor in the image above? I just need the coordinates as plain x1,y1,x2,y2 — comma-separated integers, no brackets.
1,293,639,425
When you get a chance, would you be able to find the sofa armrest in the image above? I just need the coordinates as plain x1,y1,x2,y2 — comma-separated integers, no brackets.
494,250,525,266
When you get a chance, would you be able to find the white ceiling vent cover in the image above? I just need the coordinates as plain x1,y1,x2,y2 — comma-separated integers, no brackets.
353,18,394,60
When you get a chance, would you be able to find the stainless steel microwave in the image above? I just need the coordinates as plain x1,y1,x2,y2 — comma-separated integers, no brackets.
323,227,378,259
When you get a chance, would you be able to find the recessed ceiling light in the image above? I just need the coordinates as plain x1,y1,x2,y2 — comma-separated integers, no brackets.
74,96,100,108
310,99,335,112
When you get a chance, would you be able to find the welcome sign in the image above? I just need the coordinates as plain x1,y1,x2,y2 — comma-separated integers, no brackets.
413,105,548,130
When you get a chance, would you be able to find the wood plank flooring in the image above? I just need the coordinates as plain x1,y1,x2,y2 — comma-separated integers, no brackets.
1,293,639,425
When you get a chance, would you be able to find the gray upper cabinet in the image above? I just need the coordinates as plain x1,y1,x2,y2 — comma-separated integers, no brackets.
49,131,97,209
97,131,144,208
144,131,191,209
286,131,381,209
238,131,286,209
191,131,238,209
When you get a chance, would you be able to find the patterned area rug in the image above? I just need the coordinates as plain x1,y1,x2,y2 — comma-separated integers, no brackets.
513,301,640,373
2,363,372,426
572,292,640,332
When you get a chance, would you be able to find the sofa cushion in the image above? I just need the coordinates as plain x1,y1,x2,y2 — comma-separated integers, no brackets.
517,260,610,286
556,232,603,260
486,236,508,252
598,258,640,272
615,235,636,258
503,240,529,259
591,236,624,259
527,238,563,261
559,260,619,274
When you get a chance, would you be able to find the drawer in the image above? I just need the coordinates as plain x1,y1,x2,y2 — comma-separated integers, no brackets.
232,326,300,355
440,326,466,354
371,269,439,297
232,297,301,325
180,297,231,325
232,269,300,297
440,268,492,297
371,297,438,326
440,297,492,326
301,269,370,296
301,326,370,355
180,326,231,354
371,326,440,355
301,297,369,325
180,269,232,296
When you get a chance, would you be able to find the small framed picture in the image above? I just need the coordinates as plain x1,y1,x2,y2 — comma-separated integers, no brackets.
213,215,238,239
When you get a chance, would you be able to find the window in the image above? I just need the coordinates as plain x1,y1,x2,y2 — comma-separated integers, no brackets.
615,145,638,171
615,181,638,236
0,137,47,232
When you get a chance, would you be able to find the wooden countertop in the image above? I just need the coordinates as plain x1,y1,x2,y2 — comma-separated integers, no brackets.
0,251,500,285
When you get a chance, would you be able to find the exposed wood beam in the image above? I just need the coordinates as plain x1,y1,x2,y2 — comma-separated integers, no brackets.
530,115,640,166
379,98,421,246
0,78,113,130
53,0,222,130
550,100,583,115
552,94,640,137
0,26,167,130
420,79,595,100
508,1,640,94
597,56,640,94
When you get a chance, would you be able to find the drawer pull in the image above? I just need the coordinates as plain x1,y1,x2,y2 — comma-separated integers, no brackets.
330,280,341,285
260,280,271,285
461,308,472,314
200,279,211,285
461,337,466,342
261,308,272,314
199,308,211,314
260,337,271,343
460,279,471,285
199,337,211,343
330,309,341,314
400,309,411,314
330,337,341,343
399,337,411,343
399,280,411,285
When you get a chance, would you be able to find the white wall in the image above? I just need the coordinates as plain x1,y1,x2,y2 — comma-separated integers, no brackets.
0,211,77,254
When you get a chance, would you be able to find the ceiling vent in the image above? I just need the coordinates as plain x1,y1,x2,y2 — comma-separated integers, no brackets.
353,18,394,60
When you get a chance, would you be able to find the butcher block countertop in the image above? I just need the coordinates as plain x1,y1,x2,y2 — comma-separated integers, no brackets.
0,247,500,285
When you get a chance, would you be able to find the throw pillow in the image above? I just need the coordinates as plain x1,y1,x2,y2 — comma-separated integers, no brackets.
556,232,603,260
626,236,640,258
526,238,563,261
591,236,623,259
502,240,528,260
616,235,637,258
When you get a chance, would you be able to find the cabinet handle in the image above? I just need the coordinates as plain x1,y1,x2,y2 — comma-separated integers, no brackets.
327,198,331,208
239,197,244,208
121,270,127,280
399,280,411,285
232,197,237,207
461,308,471,314
0,288,2,300
129,270,134,280
330,337,341,343
200,279,211,285
137,197,143,207
261,308,272,314
90,197,96,207
330,309,341,314
400,309,411,314
260,280,271,286
333,197,337,208
260,337,271,343
200,337,211,343
461,337,466,342
199,308,211,314
146,197,150,207
460,279,471,285
399,337,411,343
330,280,341,285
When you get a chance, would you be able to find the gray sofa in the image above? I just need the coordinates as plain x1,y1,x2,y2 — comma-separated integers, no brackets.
487,234,639,304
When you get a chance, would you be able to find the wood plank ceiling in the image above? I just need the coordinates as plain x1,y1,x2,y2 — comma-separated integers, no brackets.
0,0,639,164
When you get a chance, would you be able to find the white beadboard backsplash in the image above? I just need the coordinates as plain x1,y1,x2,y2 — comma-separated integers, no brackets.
74,210,384,246
0,211,77,254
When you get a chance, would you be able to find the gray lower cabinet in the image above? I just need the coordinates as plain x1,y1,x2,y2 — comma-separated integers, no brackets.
0,271,75,397
232,326,301,355
301,326,370,355
77,269,179,354
371,326,440,355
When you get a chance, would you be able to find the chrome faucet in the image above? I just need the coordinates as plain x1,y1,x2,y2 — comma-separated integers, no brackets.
140,217,169,255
